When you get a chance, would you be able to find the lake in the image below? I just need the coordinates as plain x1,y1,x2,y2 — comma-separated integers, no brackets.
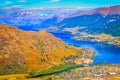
51,32,120,64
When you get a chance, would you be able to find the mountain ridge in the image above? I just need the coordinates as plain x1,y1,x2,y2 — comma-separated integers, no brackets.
69,5,120,17
0,24,78,75
0,5,120,32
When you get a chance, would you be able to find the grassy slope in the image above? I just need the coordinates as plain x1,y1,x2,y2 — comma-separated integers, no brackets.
0,74,28,80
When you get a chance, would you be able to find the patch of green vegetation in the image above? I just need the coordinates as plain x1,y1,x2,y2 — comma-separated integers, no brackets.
39,42,45,47
31,64,84,78
0,74,28,80
39,42,46,53
37,64,72,74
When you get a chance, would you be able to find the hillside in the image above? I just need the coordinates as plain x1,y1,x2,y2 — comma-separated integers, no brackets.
56,14,120,34
70,5,120,17
91,5,120,15
0,24,94,75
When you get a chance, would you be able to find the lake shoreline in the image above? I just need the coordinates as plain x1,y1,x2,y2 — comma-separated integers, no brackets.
51,32,120,64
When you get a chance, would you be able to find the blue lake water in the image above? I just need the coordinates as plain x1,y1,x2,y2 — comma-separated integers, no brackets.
51,32,120,64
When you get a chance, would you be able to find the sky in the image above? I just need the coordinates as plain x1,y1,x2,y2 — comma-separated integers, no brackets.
0,0,120,9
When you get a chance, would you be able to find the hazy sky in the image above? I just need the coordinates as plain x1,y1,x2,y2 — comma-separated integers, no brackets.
0,0,120,8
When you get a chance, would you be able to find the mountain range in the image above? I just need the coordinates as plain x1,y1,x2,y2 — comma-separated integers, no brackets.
0,5,120,36
0,8,78,31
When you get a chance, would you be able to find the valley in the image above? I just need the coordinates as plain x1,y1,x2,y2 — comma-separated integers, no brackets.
0,5,120,80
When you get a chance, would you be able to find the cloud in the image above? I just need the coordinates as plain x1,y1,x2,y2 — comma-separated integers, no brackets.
49,0,60,2
18,0,27,2
0,1,13,6
5,1,13,4
11,5,24,7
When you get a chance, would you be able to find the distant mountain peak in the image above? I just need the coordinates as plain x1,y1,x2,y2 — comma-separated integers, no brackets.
69,5,120,17
92,5,120,15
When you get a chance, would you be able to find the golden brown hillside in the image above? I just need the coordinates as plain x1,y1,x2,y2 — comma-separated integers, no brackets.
0,24,94,76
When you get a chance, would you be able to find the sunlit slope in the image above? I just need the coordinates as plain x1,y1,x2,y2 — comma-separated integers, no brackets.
0,24,80,75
